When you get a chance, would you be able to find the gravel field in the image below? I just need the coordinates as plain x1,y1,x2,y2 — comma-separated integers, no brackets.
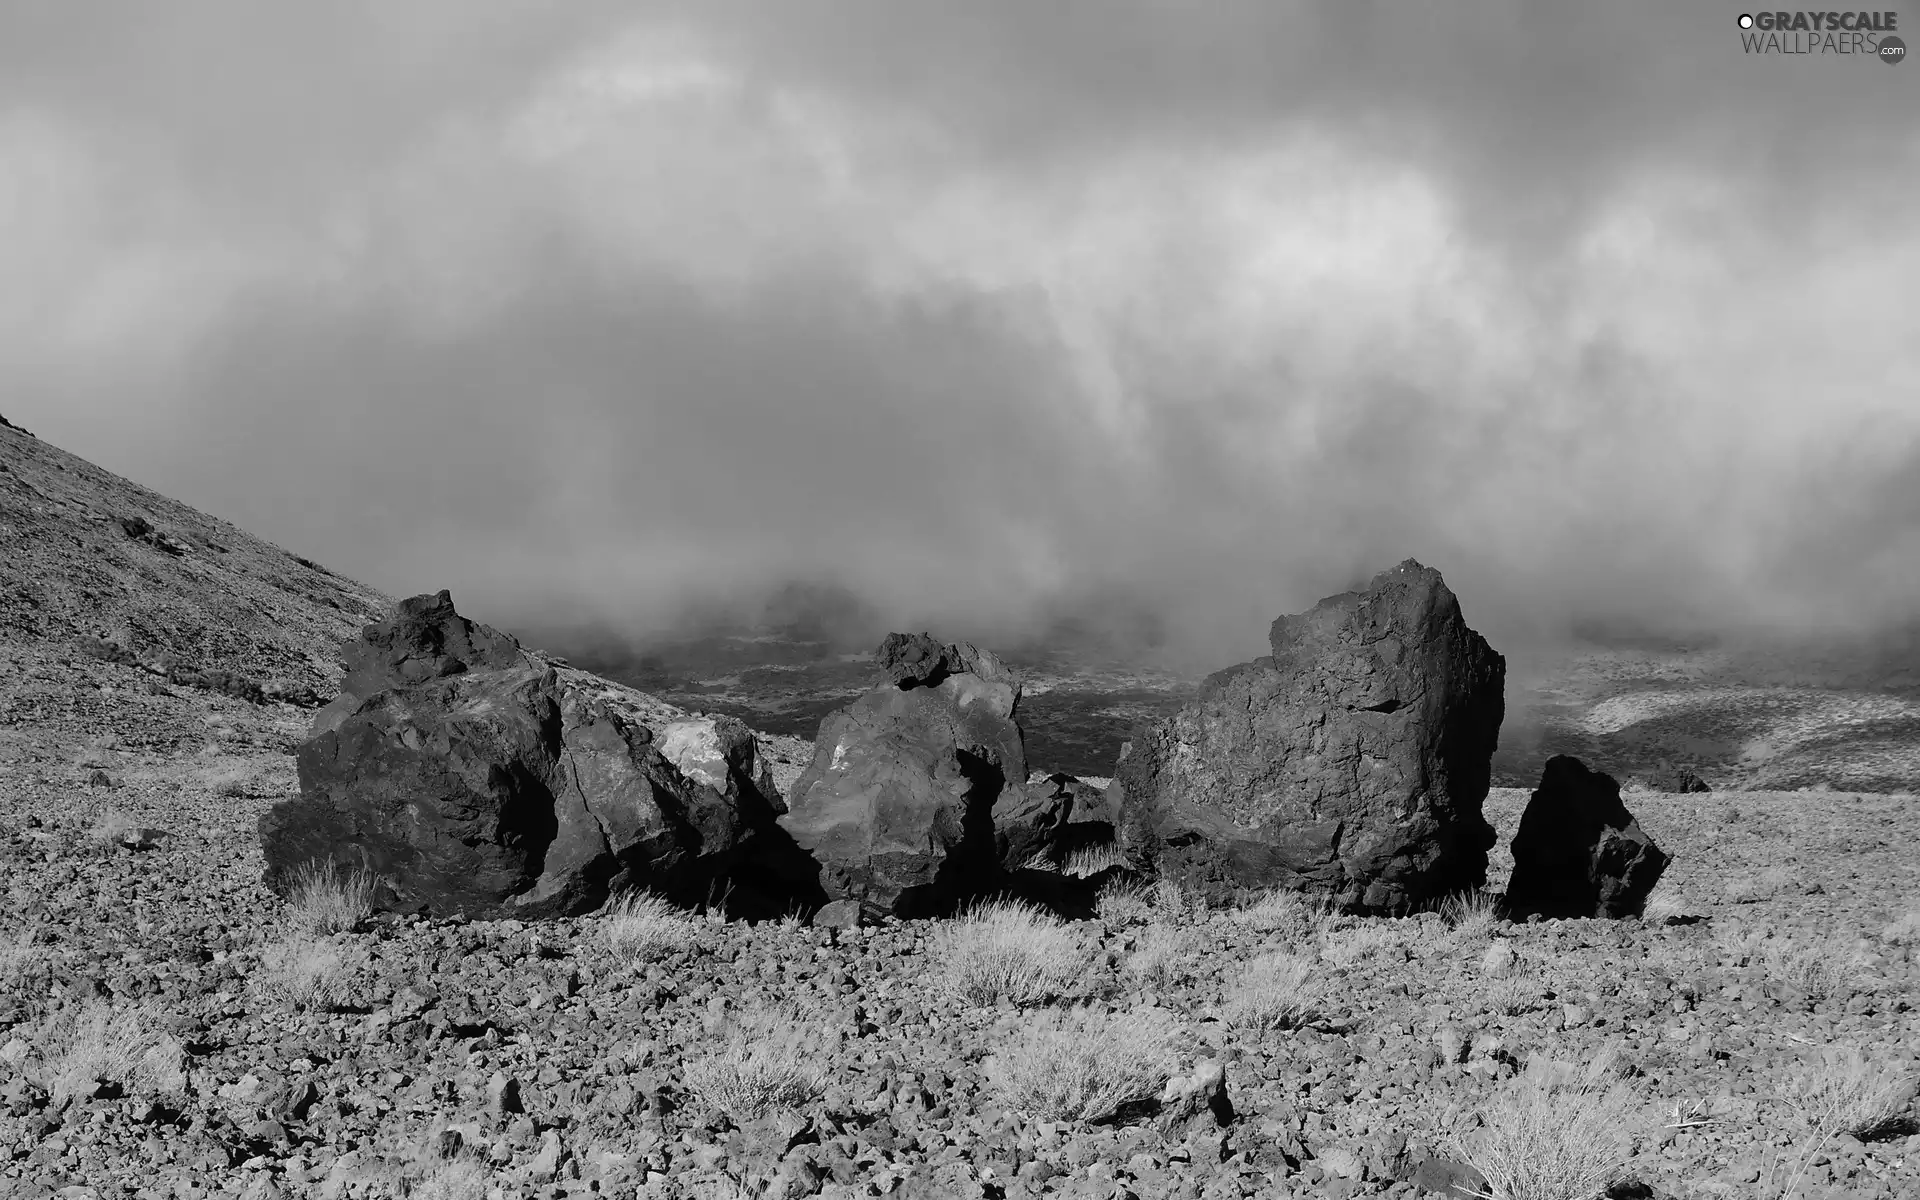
1,655,1916,1200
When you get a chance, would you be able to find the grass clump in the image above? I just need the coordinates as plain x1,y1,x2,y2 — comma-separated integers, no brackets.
252,937,365,1010
1230,888,1330,943
992,1005,1182,1122
1221,951,1320,1032
1760,1047,1920,1198
1760,933,1862,1002
603,892,699,963
1321,922,1410,967
1123,923,1201,989
932,898,1089,1007
1449,1051,1643,1200
1440,889,1503,939
1789,1045,1917,1142
282,859,375,936
680,1004,826,1120
0,928,39,984
36,999,177,1105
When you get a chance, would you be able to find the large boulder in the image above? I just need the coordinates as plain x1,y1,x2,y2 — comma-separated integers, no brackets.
260,593,786,918
1110,560,1505,910
776,633,1067,916
1506,755,1669,919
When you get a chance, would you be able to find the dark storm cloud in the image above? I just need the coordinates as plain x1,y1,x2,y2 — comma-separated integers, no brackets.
2,1,1915,668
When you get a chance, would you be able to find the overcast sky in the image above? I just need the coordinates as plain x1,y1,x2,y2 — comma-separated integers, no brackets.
3,2,1916,667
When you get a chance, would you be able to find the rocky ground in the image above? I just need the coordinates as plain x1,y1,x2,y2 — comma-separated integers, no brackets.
0,646,1915,1200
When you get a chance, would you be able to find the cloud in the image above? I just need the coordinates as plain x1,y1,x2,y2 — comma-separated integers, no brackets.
2,2,1917,669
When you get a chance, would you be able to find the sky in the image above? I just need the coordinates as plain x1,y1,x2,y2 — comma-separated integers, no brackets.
2,1,1916,670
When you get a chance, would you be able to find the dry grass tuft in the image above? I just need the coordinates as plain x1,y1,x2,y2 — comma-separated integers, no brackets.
991,1005,1182,1122
680,1004,826,1120
1760,933,1862,1002
36,999,173,1105
1790,1045,1917,1142
1321,922,1410,967
0,928,39,983
281,859,375,936
1063,841,1128,879
1724,865,1795,905
932,898,1089,1007
1230,888,1330,944
603,892,699,963
1123,923,1202,989
1095,878,1157,926
1449,1051,1643,1200
251,937,365,1010
1440,889,1503,940
1221,951,1320,1032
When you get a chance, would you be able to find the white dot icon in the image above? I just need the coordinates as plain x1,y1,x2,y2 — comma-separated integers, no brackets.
1738,13,1754,27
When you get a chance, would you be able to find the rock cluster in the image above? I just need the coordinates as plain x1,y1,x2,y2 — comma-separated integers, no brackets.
1506,755,1670,919
260,593,788,919
1110,560,1506,910
776,633,1076,918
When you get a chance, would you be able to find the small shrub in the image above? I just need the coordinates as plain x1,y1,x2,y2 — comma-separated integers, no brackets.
681,1004,826,1120
604,892,698,963
282,859,375,936
36,999,169,1105
1790,1045,1917,1141
0,929,38,983
1761,934,1861,1002
1063,841,1128,879
1440,890,1502,940
1124,924,1201,989
1096,879,1157,926
1449,1053,1643,1200
992,1005,1182,1122
1231,888,1328,943
252,937,364,1010
1640,889,1687,925
1221,951,1319,1032
932,899,1089,1007
1321,923,1409,967
1724,865,1795,906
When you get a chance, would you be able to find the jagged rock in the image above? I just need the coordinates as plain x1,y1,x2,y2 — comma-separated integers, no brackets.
311,589,523,737
776,633,1053,916
1506,755,1670,919
260,593,785,919
1645,762,1711,794
1110,560,1505,910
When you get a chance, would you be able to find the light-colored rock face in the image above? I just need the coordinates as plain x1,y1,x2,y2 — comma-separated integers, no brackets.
658,719,732,791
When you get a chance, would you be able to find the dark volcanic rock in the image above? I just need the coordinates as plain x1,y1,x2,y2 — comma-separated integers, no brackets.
1110,559,1506,910
311,589,524,736
261,593,785,918
1506,755,1670,919
777,634,1060,916
1645,761,1711,794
